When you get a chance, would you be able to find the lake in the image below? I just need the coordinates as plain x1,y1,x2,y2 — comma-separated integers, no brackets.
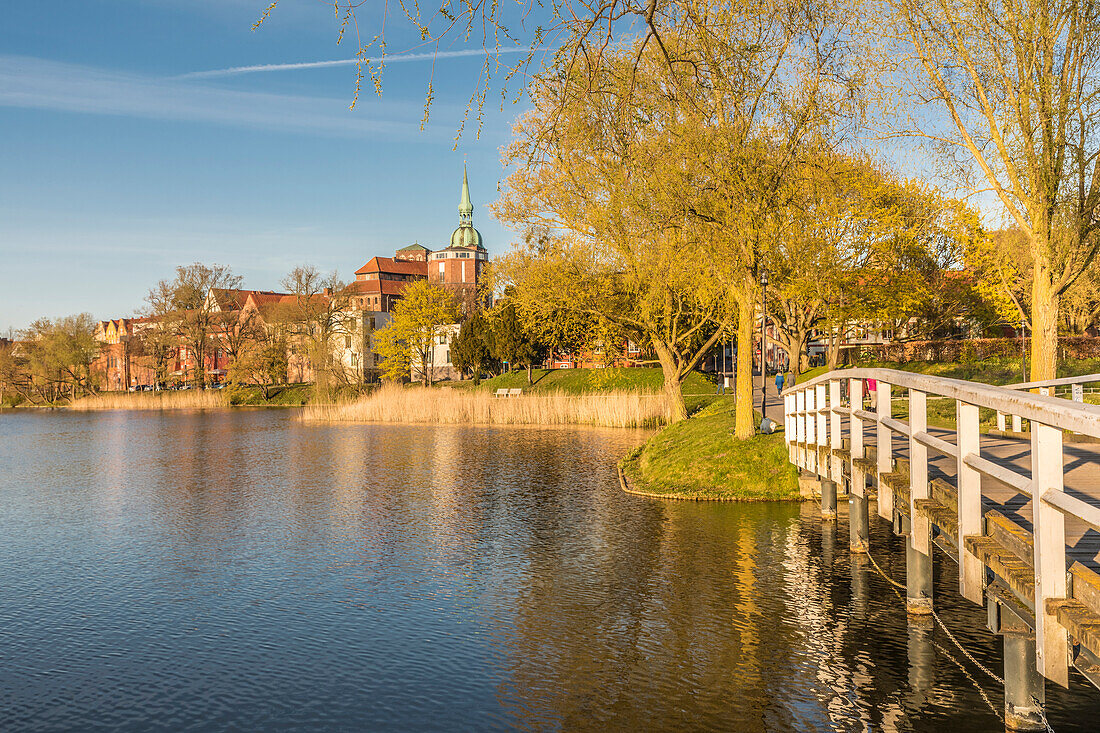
2,409,1099,731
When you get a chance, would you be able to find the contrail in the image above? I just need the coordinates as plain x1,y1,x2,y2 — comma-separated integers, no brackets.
175,47,527,80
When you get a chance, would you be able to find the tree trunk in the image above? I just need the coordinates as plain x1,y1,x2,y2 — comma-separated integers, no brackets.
652,340,688,423
1030,264,1059,382
827,326,843,371
793,326,809,376
734,292,756,440
527,364,533,385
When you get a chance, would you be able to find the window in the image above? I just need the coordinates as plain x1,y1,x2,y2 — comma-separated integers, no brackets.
345,335,352,349
438,263,445,276
444,349,450,364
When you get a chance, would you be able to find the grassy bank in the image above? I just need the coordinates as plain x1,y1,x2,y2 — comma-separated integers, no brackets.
304,383,669,428
444,367,721,413
854,357,1100,385
619,400,800,501
64,383,364,411
70,390,230,410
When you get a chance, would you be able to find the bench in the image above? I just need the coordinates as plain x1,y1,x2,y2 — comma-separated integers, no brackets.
493,388,524,398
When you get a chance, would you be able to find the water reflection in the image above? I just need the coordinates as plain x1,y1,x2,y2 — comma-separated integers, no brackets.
1,410,1099,731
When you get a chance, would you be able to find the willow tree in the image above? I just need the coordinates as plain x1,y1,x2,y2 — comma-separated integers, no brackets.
493,48,735,423
373,280,458,386
889,0,1100,380
773,153,982,369
643,0,867,437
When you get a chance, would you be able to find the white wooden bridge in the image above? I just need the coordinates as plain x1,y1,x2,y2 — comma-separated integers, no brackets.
783,369,1100,731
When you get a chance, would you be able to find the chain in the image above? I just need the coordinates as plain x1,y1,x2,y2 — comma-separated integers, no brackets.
864,545,906,590
861,546,1052,728
933,640,1005,724
930,609,1005,685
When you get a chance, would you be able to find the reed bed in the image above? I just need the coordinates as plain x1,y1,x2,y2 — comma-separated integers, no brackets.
69,390,230,411
303,383,670,428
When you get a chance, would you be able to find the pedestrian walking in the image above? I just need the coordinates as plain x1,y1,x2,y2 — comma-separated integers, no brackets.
775,371,785,394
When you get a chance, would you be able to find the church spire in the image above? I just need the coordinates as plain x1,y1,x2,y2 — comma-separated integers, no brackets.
458,164,473,223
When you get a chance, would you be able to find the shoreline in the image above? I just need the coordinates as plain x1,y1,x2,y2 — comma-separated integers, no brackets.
617,463,804,502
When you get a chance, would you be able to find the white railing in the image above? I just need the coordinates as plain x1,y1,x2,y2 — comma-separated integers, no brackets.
995,373,1100,432
783,368,1100,687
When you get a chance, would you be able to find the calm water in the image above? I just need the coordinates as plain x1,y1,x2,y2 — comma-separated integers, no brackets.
2,410,1099,731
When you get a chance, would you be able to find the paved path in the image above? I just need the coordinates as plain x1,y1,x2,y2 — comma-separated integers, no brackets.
858,421,1100,569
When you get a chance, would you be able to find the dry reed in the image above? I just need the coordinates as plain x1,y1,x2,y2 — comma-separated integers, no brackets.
69,390,230,411
302,383,670,428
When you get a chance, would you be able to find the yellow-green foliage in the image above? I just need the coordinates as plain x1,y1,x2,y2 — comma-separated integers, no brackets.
69,390,229,410
621,401,800,500
303,382,668,428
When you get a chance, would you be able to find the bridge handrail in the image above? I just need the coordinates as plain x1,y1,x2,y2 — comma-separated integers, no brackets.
781,366,1100,687
1005,373,1100,390
783,367,1100,438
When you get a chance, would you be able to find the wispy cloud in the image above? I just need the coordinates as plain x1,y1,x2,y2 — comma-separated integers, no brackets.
175,47,527,80
0,55,448,138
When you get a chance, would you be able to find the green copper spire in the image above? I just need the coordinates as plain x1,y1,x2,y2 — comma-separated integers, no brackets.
458,164,473,222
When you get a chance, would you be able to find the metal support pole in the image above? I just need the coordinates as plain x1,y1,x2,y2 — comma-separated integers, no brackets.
907,614,935,698
1004,631,1046,731
902,513,933,615
820,478,837,520
850,489,869,553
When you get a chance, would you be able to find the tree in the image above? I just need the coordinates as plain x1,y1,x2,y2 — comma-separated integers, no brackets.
494,46,738,423
17,314,101,402
279,266,356,395
227,330,289,399
219,307,264,368
373,280,458,386
890,0,1100,380
488,302,546,384
145,263,242,388
771,155,985,372
449,313,495,383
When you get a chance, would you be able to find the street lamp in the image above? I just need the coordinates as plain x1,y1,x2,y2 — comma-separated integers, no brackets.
1019,320,1027,382
760,267,775,433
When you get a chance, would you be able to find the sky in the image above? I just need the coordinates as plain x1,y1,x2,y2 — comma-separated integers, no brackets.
0,0,542,332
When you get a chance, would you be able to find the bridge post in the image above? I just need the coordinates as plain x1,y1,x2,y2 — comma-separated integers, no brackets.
806,388,817,475
849,378,868,554
991,596,1047,730
820,478,837,520
829,379,843,487
816,383,828,483
957,401,984,603
1031,421,1069,686
902,513,933,615
876,382,894,521
908,388,930,556
1012,414,1023,433
1004,629,1047,730
796,389,806,469
997,411,1006,432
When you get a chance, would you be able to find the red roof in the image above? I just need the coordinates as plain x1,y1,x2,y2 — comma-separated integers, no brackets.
348,280,410,296
354,256,428,277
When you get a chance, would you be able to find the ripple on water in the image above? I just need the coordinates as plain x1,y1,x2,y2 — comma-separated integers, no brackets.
1,410,1099,731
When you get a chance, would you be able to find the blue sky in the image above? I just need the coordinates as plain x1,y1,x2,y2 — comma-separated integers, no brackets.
0,1,539,332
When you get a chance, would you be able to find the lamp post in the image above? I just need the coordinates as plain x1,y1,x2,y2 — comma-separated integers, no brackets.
1019,320,1027,382
760,267,769,431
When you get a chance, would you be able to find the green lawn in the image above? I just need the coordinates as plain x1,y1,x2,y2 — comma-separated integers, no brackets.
227,383,363,406
853,357,1100,386
446,367,716,394
620,400,800,501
